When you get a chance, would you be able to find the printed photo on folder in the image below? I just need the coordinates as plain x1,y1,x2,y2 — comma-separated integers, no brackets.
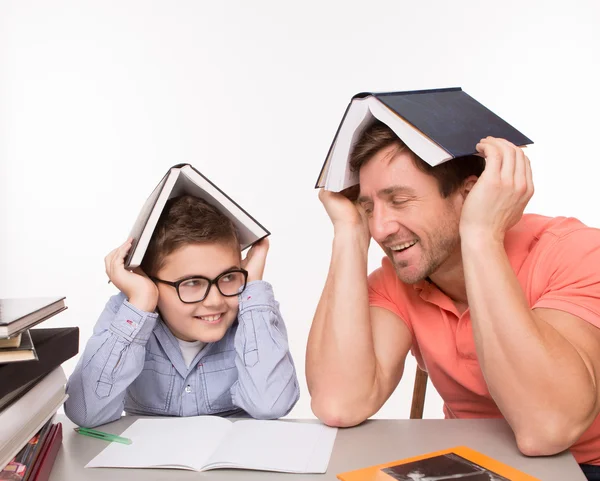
316,88,533,192
124,163,270,269
337,446,540,481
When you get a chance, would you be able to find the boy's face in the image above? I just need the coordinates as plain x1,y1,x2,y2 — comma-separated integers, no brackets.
155,242,242,343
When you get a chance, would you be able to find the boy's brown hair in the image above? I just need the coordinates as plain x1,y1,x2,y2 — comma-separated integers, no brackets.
349,120,485,198
141,195,240,276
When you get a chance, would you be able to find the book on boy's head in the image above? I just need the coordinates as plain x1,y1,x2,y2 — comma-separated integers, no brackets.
0,298,67,339
124,163,271,269
316,88,534,192
337,446,540,481
0,330,37,364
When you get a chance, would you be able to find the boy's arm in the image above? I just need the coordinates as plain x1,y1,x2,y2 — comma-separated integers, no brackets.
230,281,300,419
64,294,158,428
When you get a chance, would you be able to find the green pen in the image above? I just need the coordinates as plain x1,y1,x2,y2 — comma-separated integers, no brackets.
74,427,132,445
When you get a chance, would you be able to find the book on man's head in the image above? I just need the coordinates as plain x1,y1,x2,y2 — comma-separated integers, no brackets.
0,298,67,339
125,163,270,269
316,88,533,192
337,445,540,481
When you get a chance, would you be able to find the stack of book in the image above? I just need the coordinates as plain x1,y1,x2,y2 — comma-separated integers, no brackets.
0,297,79,481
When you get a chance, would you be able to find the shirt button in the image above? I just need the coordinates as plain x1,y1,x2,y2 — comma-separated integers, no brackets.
185,385,192,393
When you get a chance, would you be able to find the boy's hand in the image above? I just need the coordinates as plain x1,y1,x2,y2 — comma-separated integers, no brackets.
460,137,534,244
242,238,269,282
105,239,159,312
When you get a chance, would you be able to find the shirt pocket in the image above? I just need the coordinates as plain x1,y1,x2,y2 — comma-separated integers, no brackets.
200,350,238,414
127,353,175,414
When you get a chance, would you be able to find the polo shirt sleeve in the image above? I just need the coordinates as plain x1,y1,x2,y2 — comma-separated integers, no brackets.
532,228,600,329
368,258,415,337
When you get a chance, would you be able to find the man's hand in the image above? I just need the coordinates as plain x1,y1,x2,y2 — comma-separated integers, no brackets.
105,238,159,312
242,238,269,282
460,137,534,243
319,188,370,244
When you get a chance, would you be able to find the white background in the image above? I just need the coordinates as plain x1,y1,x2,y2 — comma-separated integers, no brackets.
1,0,599,420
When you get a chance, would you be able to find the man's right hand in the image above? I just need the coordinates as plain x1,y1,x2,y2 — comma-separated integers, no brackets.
104,239,159,312
309,188,411,427
318,188,370,242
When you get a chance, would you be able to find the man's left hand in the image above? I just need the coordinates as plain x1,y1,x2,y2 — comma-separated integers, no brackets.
460,137,534,243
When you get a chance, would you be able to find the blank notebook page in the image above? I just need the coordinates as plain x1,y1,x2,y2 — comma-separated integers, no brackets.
86,416,232,470
206,420,338,473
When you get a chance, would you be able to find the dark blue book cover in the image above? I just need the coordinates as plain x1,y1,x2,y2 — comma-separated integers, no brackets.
371,88,532,158
317,87,533,190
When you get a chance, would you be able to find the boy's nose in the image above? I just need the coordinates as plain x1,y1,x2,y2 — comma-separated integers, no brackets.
202,283,226,306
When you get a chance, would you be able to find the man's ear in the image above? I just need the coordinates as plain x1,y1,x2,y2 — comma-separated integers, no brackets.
461,175,479,200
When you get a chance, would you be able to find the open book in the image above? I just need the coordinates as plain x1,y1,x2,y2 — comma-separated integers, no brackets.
125,164,270,269
86,416,337,473
316,88,533,192
337,445,540,481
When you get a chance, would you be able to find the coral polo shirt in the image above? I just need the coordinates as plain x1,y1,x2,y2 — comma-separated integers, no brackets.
368,214,600,464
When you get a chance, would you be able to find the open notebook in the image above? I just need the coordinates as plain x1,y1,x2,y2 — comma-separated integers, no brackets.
86,416,337,474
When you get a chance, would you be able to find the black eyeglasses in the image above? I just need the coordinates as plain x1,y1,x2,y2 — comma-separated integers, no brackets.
150,268,248,304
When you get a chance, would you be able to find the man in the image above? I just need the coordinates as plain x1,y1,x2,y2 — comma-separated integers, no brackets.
306,120,600,479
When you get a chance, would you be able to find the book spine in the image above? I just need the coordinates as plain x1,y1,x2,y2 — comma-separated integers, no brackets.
29,423,62,481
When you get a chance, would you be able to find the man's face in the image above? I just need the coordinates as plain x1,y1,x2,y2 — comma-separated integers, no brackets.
357,145,462,284
155,243,242,343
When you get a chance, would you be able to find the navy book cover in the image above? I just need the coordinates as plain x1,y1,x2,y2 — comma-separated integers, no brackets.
369,88,533,157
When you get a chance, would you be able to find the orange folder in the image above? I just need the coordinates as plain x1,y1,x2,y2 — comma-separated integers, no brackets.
337,446,540,481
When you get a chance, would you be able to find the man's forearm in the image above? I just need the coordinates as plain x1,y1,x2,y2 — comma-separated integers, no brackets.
306,226,380,423
462,235,596,453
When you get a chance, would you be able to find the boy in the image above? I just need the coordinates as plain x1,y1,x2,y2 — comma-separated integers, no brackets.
65,195,299,428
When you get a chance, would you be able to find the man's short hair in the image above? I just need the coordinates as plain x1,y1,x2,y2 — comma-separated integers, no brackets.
349,120,485,198
141,195,240,276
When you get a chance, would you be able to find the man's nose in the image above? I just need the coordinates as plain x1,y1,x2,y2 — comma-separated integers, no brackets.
369,204,399,243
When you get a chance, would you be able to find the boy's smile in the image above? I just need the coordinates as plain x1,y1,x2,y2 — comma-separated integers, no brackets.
195,313,225,324
154,242,242,343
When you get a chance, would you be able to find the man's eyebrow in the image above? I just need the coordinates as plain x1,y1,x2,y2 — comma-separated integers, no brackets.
357,186,416,204
379,185,416,197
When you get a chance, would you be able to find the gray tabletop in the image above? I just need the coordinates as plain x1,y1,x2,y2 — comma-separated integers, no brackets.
49,414,585,480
